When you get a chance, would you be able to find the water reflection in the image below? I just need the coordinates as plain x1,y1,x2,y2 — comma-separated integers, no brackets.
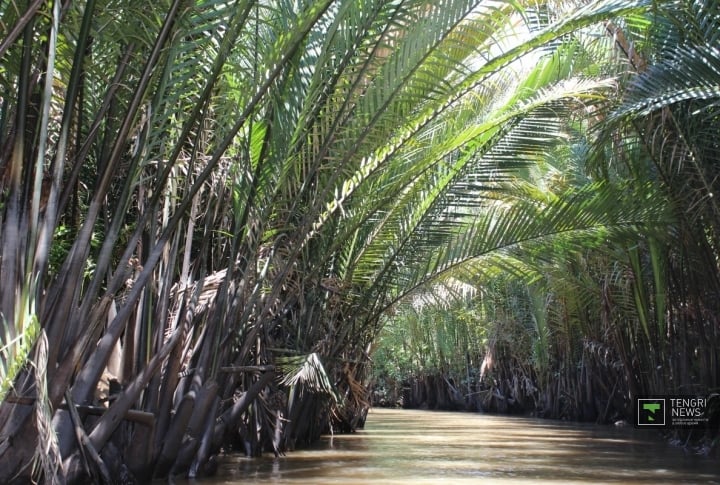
181,408,720,484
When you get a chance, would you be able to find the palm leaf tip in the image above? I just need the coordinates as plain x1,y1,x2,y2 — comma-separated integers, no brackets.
277,352,339,401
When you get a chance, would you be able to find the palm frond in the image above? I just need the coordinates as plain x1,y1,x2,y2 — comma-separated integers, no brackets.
277,352,340,404
389,179,672,311
611,44,720,120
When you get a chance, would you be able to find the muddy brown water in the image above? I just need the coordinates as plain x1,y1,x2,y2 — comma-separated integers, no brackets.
175,408,720,484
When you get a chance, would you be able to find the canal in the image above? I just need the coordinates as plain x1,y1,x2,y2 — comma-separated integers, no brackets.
179,408,720,484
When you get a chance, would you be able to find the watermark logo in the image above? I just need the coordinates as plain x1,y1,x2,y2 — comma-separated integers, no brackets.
637,398,665,426
635,395,712,429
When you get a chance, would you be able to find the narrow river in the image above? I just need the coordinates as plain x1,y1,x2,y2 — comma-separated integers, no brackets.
188,408,720,484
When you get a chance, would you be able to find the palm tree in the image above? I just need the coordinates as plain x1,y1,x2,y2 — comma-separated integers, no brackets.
592,0,720,396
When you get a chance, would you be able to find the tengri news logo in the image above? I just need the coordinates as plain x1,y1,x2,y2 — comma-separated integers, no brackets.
635,395,712,428
637,398,665,426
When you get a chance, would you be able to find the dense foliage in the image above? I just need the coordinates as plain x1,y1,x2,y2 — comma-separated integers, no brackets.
372,0,720,447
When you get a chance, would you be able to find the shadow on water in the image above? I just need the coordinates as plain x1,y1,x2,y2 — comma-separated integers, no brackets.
171,408,720,484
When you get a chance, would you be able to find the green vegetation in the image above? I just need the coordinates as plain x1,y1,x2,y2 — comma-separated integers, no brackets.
372,0,720,434
0,0,718,482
